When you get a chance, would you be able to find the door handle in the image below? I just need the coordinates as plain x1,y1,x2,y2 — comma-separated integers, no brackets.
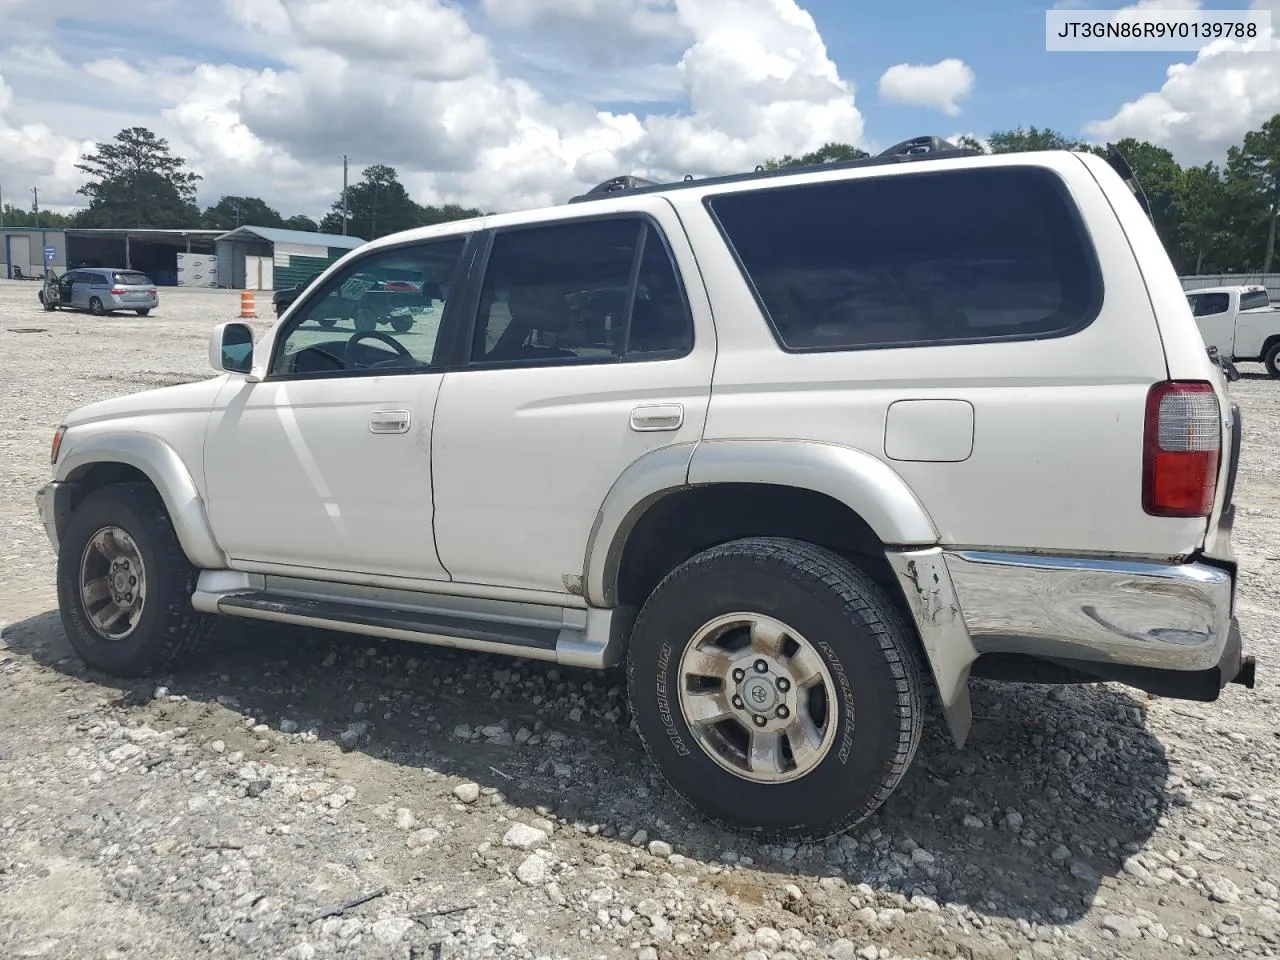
369,409,411,434
630,403,684,432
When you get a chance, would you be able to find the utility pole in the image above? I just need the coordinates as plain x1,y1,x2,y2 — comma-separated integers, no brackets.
0,182,5,228
341,155,349,235
32,186,39,228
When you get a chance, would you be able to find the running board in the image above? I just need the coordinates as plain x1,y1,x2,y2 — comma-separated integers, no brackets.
192,571,628,669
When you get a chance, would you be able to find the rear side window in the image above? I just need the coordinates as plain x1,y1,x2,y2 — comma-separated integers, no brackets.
113,272,151,286
1241,290,1271,311
705,166,1104,352
1189,292,1230,317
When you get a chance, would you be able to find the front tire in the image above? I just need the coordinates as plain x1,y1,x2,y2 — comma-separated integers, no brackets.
56,482,211,677
1264,342,1280,378
626,536,925,842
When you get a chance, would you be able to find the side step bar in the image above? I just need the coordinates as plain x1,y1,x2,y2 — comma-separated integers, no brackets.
192,571,629,669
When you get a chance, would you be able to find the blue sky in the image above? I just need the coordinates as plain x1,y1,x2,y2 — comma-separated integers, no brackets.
1,0,1277,214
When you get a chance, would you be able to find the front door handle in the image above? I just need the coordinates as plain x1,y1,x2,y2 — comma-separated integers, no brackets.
369,409,411,434
630,403,684,432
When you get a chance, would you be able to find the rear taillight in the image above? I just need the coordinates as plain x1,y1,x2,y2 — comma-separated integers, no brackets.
109,287,125,295
148,288,156,295
1142,381,1220,517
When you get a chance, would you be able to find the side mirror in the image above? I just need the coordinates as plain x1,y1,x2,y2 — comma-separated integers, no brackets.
210,321,255,375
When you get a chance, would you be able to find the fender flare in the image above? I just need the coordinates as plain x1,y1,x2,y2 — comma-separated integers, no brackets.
55,431,227,570
583,438,940,608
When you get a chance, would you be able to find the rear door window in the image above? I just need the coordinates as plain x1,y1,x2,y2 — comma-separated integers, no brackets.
1189,292,1230,317
704,165,1104,351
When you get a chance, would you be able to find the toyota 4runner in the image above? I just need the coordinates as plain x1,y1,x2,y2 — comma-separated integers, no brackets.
35,136,1254,841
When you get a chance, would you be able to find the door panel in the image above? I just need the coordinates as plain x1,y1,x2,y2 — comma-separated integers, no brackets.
203,233,474,580
1189,291,1235,355
431,203,715,594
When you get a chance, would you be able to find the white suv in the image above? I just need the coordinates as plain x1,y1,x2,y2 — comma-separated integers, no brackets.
35,136,1254,841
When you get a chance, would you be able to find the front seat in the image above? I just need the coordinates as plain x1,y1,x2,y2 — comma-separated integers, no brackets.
486,284,578,361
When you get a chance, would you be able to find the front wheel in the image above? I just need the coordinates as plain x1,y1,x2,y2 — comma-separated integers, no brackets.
1264,342,1280,378
56,482,212,677
626,537,925,842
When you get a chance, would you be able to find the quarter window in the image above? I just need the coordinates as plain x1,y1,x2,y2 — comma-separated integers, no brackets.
469,217,692,366
270,237,468,377
706,166,1104,351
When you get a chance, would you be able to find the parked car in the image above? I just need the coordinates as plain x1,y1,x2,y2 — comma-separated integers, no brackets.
39,267,158,316
1186,284,1280,375
35,135,1253,840
272,272,322,318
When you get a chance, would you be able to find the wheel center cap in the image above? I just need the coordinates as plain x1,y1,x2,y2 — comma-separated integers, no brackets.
113,572,128,593
741,676,778,713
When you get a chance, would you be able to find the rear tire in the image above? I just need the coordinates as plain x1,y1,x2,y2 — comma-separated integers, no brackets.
390,315,413,333
89,297,106,316
56,482,212,677
1264,342,1280,378
626,536,925,842
135,308,151,317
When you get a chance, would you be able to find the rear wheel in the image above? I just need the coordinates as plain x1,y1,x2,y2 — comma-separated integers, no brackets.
389,315,413,333
135,308,151,317
626,536,925,841
56,482,211,677
89,297,106,316
1264,342,1280,378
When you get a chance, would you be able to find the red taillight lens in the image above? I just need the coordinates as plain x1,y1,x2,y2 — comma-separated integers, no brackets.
148,288,156,295
1142,381,1220,517
109,287,125,295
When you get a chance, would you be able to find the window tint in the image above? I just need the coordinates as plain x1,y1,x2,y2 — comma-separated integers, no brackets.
113,271,151,286
470,217,692,366
270,237,467,377
1189,292,1230,317
706,166,1103,351
1241,290,1271,311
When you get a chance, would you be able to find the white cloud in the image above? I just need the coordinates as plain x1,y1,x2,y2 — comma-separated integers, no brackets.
1,0,864,216
1085,0,1280,165
877,58,975,116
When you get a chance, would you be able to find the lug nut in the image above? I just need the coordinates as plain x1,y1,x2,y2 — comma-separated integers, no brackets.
732,668,745,682
732,696,744,709
754,659,769,673
776,678,790,692
752,715,766,727
776,705,789,719
129,576,137,586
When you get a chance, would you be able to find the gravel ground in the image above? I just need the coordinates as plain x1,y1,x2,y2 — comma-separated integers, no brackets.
2,277,1280,960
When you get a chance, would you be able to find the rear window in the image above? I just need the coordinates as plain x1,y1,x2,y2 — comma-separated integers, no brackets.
1241,290,1271,311
112,272,151,286
1189,292,1230,317
704,166,1104,351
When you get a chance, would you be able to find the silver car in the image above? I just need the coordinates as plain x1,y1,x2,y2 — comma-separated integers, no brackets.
39,267,159,316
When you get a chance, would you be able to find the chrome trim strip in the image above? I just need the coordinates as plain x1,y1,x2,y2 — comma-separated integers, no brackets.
945,550,1234,672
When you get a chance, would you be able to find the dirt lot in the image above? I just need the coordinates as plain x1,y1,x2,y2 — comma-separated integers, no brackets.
2,277,1280,960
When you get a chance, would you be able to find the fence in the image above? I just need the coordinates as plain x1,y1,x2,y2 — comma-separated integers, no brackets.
1180,273,1280,300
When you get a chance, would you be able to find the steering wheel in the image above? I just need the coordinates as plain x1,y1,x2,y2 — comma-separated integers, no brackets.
345,328,414,368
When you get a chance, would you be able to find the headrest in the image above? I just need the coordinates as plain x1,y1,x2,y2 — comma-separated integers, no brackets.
506,284,569,331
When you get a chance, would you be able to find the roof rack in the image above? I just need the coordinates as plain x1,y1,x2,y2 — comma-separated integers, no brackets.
567,134,979,204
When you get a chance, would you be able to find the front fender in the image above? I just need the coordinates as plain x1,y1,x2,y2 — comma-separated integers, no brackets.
55,431,227,569
583,438,940,607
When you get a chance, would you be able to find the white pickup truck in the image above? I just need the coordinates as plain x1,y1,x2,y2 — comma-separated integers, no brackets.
1186,284,1280,376
35,136,1254,841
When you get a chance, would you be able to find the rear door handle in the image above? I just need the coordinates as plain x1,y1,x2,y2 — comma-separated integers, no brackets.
369,409,411,434
630,403,684,432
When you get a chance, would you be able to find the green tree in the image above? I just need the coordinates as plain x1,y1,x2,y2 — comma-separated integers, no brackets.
1228,114,1280,273
955,135,987,153
0,204,74,228
202,195,284,230
1108,137,1183,260
1175,163,1232,274
762,142,870,170
318,164,481,240
73,126,202,228
283,214,319,232
988,125,1103,155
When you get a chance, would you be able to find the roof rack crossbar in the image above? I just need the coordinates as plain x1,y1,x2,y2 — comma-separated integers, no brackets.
566,134,982,204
